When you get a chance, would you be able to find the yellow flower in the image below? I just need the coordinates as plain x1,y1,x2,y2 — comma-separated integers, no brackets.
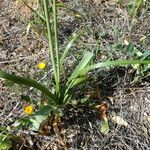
37,62,46,69
24,105,34,115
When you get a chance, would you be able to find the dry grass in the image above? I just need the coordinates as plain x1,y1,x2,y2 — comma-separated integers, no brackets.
0,0,150,149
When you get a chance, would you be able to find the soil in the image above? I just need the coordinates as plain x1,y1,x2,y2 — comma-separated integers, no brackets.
0,0,150,150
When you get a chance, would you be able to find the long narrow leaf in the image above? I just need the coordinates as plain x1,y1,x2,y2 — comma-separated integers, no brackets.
43,0,59,93
53,0,60,93
60,31,83,69
0,69,56,101
78,60,150,76
69,76,92,88
71,77,88,87
68,51,94,82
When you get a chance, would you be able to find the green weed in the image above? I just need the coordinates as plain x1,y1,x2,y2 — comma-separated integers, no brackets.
0,127,13,150
127,0,145,18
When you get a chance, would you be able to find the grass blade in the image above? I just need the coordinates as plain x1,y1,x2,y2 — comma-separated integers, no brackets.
70,77,89,88
53,0,60,93
78,60,150,75
68,51,94,82
128,0,143,18
43,0,59,93
60,31,83,69
0,69,56,101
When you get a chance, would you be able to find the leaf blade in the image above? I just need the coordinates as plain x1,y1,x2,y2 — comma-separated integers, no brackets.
68,51,94,82
78,60,150,76
100,118,109,134
60,31,83,69
29,106,51,131
0,69,56,101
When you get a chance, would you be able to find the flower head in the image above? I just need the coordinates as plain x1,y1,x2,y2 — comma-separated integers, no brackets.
24,105,34,115
37,62,46,69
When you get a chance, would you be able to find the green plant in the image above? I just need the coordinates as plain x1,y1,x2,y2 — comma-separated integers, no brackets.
126,42,150,82
0,135,12,150
127,0,144,18
0,126,24,150
0,127,13,150
0,0,150,132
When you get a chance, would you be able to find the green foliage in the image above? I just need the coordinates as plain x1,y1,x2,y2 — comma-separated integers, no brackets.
68,51,94,83
60,31,83,69
100,118,109,134
127,0,144,18
0,135,12,150
0,127,13,150
126,42,150,82
29,106,52,130
0,69,55,101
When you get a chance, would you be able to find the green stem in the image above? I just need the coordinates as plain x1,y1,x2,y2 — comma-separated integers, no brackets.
53,0,60,93
43,0,59,93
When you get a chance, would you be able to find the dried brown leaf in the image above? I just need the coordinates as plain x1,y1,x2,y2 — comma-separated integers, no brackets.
96,103,108,121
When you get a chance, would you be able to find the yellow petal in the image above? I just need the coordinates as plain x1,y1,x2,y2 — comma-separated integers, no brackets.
37,62,46,69
24,105,34,115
